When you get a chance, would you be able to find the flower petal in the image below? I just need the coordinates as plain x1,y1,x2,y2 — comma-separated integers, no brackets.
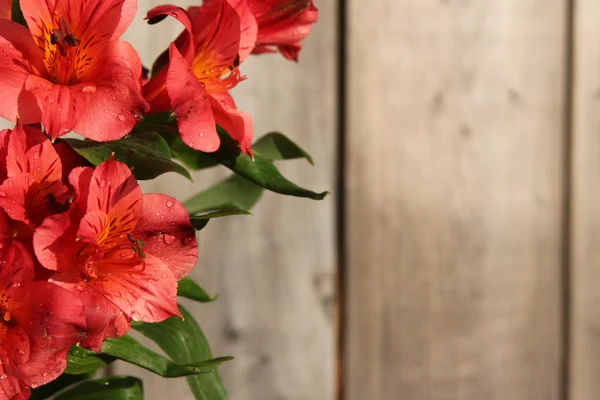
248,0,318,61
86,252,181,323
0,20,45,122
33,211,74,272
209,92,253,155
217,0,258,61
14,281,86,387
146,5,195,63
0,0,10,19
166,44,219,152
87,157,142,225
44,280,129,352
133,193,198,280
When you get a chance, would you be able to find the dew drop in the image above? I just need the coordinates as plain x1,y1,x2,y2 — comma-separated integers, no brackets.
82,85,96,93
161,273,167,279
118,114,126,121
166,200,174,208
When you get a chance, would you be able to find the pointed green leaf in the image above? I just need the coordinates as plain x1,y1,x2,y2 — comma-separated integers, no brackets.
99,335,231,377
63,133,192,181
253,132,314,165
54,376,143,400
208,128,326,200
133,306,228,400
184,175,264,215
178,277,218,303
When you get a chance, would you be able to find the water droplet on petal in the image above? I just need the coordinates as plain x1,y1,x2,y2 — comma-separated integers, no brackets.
82,85,96,93
166,201,173,208
118,114,126,121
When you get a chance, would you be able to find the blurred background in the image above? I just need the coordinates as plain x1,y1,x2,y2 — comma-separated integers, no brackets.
61,0,600,399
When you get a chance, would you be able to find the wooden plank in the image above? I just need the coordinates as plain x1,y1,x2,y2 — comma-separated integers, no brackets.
345,1,567,399
116,1,338,399
569,0,600,398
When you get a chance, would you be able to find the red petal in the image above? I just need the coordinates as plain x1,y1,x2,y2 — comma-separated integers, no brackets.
22,77,77,138
33,211,74,272
220,0,258,61
68,166,94,215
146,5,195,63
209,92,253,155
0,242,34,292
249,0,317,61
0,172,35,225
13,282,86,387
43,284,129,352
0,20,45,123
87,157,142,225
166,44,219,152
134,193,198,280
7,124,63,184
0,0,10,19
68,252,181,324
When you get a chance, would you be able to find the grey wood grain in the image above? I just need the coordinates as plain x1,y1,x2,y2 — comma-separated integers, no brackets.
345,1,567,399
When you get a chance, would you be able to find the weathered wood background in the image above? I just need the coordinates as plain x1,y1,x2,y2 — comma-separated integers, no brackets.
17,0,600,398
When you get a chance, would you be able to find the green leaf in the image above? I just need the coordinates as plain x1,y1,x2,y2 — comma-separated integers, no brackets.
184,175,264,215
253,132,314,165
189,208,251,231
65,346,115,375
54,376,143,400
136,115,326,199
30,372,94,400
209,128,326,200
99,335,231,377
178,277,218,302
134,306,228,400
63,133,192,181
11,0,27,27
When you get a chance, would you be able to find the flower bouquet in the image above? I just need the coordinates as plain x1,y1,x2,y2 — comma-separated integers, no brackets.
0,0,322,398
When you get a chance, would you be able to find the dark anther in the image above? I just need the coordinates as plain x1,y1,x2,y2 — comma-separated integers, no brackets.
51,16,80,55
64,34,80,47
50,30,61,45
128,234,146,259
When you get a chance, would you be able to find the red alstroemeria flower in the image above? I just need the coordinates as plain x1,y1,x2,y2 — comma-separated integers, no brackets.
143,0,256,155
33,157,198,350
0,0,148,140
0,241,86,399
242,0,318,61
0,0,10,20
0,124,68,235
